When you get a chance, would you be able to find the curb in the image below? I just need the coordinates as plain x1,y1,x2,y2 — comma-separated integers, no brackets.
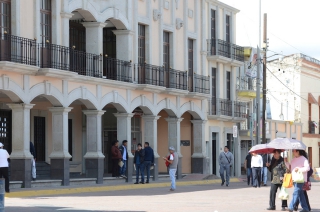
6,178,241,198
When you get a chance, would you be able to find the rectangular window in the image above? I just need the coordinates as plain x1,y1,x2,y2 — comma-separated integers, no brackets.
0,0,10,34
211,9,216,39
226,71,231,100
226,15,230,43
188,39,193,75
163,31,170,69
212,68,216,99
40,0,51,43
138,24,146,64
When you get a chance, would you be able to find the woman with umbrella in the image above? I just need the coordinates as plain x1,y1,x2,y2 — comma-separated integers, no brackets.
266,149,288,211
285,149,310,212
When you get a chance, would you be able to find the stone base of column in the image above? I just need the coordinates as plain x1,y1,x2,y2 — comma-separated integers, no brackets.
50,159,70,186
177,157,183,180
85,158,104,184
126,157,133,183
152,158,159,181
10,159,32,188
191,157,209,174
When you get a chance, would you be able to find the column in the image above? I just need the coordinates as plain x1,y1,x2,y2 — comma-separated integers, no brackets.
112,30,134,61
83,110,105,184
114,113,134,182
11,0,21,36
165,118,183,179
60,12,74,47
82,22,106,55
48,107,72,186
191,120,208,174
7,104,34,188
142,115,160,181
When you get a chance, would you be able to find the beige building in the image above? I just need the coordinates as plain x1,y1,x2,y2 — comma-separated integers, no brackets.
0,0,247,188
267,53,320,169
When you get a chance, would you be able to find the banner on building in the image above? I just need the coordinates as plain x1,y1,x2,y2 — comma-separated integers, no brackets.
245,48,263,79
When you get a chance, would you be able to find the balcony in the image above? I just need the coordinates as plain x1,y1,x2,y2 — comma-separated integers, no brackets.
206,39,244,66
208,98,247,122
236,76,262,100
0,33,209,97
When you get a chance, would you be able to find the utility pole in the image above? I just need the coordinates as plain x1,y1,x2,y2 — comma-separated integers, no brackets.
256,0,262,145
262,14,267,144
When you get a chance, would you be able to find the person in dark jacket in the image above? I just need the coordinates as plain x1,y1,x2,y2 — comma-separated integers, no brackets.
30,141,37,181
266,149,288,211
111,140,122,178
143,142,154,183
119,140,128,179
261,153,270,186
244,152,253,186
134,143,145,184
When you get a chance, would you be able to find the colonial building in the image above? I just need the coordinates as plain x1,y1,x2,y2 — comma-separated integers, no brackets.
267,53,320,169
0,0,247,188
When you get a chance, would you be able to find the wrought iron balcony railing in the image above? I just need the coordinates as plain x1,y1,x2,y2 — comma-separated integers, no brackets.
0,33,37,66
207,39,244,62
209,98,247,117
104,57,132,82
237,76,257,91
234,101,247,118
189,73,210,94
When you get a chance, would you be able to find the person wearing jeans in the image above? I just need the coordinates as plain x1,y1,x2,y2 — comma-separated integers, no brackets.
163,146,178,191
244,152,253,186
285,149,310,212
251,153,263,188
261,154,269,186
134,143,145,184
119,140,128,178
143,142,154,183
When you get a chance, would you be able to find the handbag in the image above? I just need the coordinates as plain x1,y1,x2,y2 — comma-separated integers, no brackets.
118,160,124,167
302,181,311,191
165,154,172,167
278,186,289,200
292,171,304,183
282,173,293,188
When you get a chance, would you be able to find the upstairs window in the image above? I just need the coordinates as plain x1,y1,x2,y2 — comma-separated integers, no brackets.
138,24,146,64
0,0,10,34
163,31,170,69
226,15,230,43
211,9,216,39
226,71,231,100
40,0,51,43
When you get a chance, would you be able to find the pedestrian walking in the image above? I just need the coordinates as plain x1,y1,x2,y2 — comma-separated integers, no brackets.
119,140,128,179
0,142,10,193
111,140,122,178
30,141,37,181
293,164,313,211
219,146,234,187
244,152,253,186
261,153,270,186
285,150,310,212
251,152,263,188
134,143,145,184
163,146,178,191
143,142,154,183
266,149,288,211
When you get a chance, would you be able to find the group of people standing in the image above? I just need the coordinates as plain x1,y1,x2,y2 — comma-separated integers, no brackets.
245,149,313,212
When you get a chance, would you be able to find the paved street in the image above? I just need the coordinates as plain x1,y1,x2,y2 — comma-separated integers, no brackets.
5,180,320,212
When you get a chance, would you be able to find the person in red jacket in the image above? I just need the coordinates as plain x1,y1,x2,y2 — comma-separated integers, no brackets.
111,140,122,178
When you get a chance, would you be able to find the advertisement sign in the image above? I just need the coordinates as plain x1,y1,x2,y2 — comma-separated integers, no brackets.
245,48,263,79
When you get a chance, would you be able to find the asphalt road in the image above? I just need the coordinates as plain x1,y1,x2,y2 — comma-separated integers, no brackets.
5,181,320,212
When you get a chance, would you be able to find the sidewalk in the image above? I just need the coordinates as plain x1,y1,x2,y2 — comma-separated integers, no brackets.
6,176,242,198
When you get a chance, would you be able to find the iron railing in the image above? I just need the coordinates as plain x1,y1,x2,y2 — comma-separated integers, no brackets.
0,33,37,66
190,73,210,94
234,101,247,118
104,57,132,82
219,98,232,116
166,68,188,90
237,76,257,91
207,39,244,62
39,43,102,77
135,63,164,86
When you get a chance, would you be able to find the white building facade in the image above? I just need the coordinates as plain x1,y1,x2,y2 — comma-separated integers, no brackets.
0,0,246,188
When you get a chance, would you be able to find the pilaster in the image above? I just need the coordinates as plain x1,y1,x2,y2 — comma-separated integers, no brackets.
112,30,134,61
82,22,107,55
191,120,208,174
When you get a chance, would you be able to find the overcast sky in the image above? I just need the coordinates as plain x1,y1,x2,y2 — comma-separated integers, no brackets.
219,0,320,60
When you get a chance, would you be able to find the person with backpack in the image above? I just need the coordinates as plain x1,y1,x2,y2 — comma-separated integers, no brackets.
218,146,234,187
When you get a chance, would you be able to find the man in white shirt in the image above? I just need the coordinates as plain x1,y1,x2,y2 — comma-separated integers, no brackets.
0,142,10,192
251,152,263,188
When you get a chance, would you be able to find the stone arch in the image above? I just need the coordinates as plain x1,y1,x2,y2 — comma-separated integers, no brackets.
155,98,178,117
28,82,64,106
100,8,129,30
0,75,25,103
100,91,129,113
68,1,99,22
67,87,98,109
179,101,205,120
130,95,154,115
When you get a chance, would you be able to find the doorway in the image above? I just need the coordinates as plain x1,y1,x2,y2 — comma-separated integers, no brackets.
212,133,217,175
34,116,46,161
103,130,117,173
